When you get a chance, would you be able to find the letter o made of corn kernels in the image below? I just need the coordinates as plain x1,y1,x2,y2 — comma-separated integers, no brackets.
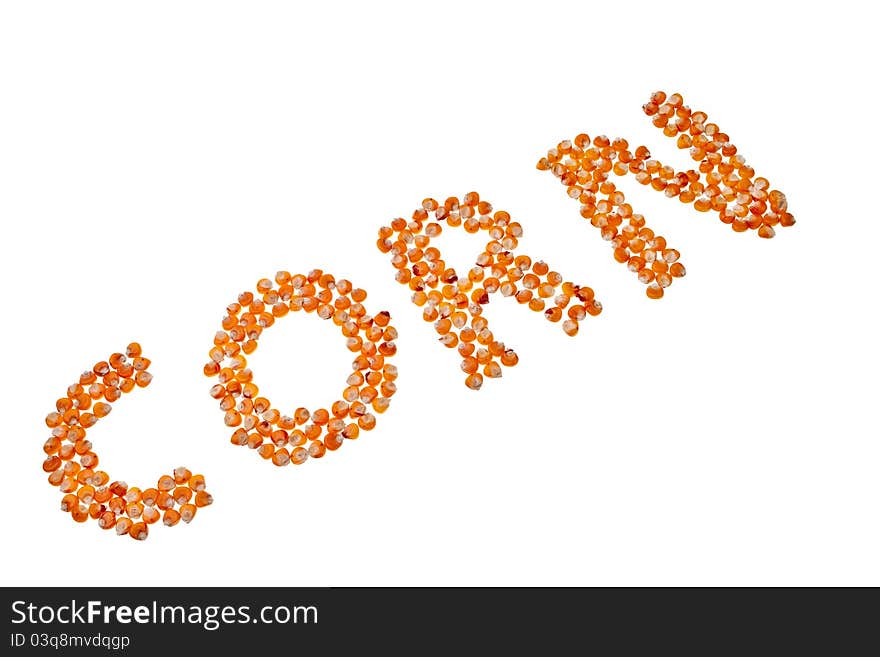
204,270,398,466
43,344,213,541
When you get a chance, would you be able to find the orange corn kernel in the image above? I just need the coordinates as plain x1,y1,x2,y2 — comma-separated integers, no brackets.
60,494,79,513
71,504,89,523
141,488,159,506
129,522,149,541
163,509,181,527
115,517,133,536
98,511,117,529
173,466,192,485
194,491,214,507
179,504,197,523
142,506,160,524
156,492,175,510
272,448,291,466
172,487,192,505
188,474,206,491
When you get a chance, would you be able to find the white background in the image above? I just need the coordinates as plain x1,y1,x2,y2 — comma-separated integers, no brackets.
1,1,877,586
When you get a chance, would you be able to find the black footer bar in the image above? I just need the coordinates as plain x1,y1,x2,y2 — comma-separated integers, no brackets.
2,587,873,652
